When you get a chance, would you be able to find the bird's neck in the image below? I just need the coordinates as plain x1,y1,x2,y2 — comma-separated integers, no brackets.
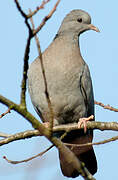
53,32,84,67
56,32,81,54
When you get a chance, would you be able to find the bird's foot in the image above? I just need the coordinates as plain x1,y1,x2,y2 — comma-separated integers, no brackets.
43,122,50,128
78,115,94,133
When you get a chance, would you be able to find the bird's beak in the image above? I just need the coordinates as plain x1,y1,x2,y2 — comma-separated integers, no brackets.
89,24,100,32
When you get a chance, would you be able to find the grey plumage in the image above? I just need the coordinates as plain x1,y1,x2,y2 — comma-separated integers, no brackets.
28,9,98,178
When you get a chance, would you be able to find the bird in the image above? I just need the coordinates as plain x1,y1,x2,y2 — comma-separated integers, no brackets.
28,9,99,178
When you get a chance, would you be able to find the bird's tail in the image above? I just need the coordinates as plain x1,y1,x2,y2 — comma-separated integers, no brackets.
59,131,97,178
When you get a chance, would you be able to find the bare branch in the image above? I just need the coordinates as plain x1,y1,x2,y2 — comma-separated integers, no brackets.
64,135,118,147
14,0,33,108
3,145,53,164
27,0,50,18
0,130,40,146
14,0,32,32
0,108,10,118
14,0,27,18
29,10,54,136
0,132,11,138
46,0,60,18
20,35,32,108
0,94,50,138
33,0,61,36
53,121,118,132
95,100,118,112
1,120,118,146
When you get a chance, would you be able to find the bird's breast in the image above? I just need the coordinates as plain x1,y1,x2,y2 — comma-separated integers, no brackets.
28,36,87,124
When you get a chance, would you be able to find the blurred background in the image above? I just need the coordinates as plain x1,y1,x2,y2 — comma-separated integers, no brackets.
0,0,118,179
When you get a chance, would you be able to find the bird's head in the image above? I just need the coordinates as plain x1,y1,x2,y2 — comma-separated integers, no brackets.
58,9,100,36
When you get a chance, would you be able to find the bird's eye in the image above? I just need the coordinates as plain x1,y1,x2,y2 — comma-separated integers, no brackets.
77,18,82,23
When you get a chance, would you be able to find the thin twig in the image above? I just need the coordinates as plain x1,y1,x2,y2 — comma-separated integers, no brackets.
0,108,11,118
14,0,33,108
0,130,40,146
14,0,32,32
14,0,27,18
29,9,54,136
53,121,118,132
20,35,32,108
33,0,61,36
95,101,118,112
27,0,50,18
0,94,50,138
3,145,53,164
0,132,11,138
64,135,118,147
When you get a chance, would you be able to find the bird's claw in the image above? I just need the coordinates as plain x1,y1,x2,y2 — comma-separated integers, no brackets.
78,115,94,133
43,122,50,128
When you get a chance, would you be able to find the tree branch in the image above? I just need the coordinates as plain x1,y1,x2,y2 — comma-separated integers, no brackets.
0,132,11,138
95,100,118,112
33,0,61,36
1,120,118,146
53,121,118,132
14,0,33,108
27,0,50,18
0,94,50,137
64,135,118,147
29,9,54,136
20,35,32,108
14,0,27,18
3,145,53,164
0,108,10,118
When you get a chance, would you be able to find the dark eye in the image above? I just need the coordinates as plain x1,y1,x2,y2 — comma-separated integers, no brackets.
77,18,82,23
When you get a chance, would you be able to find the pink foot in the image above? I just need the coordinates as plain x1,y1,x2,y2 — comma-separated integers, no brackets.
43,122,50,128
78,115,94,133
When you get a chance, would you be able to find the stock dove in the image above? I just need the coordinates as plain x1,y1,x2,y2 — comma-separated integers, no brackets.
28,9,99,178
